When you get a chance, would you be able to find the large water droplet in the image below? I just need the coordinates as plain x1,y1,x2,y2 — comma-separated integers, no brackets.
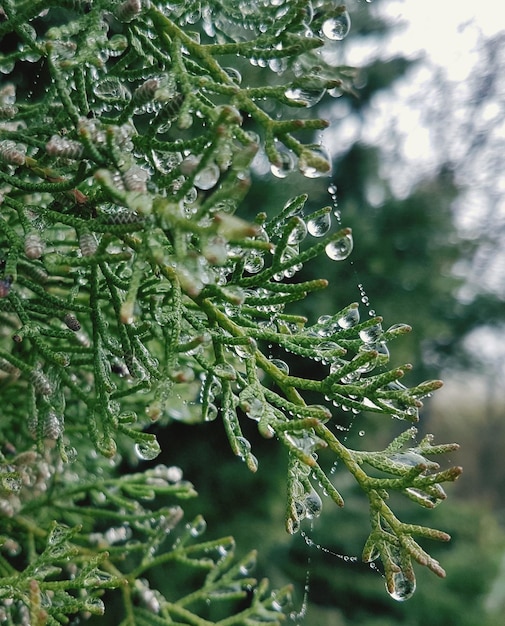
307,212,331,237
287,217,307,245
204,402,218,422
322,10,351,41
388,571,416,602
285,85,326,107
94,77,131,102
304,489,322,519
269,358,290,374
135,438,161,461
338,307,360,328
325,233,353,260
244,252,264,274
48,524,71,546
271,150,296,178
358,323,383,344
298,146,332,178
194,163,220,190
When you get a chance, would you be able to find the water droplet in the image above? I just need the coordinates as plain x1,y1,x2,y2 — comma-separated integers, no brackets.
135,438,161,461
388,571,416,602
205,402,218,422
299,146,332,178
94,77,131,102
48,524,71,546
321,10,351,41
239,552,257,576
285,85,326,107
337,306,360,328
269,358,289,374
214,363,237,380
194,162,220,190
271,149,296,178
358,323,383,344
223,67,242,84
244,252,264,273
83,597,105,615
325,233,353,260
389,451,427,469
307,212,331,237
288,217,307,245
304,489,322,519
188,516,207,537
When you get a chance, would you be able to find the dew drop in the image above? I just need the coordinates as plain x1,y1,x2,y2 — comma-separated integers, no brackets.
271,149,296,178
288,217,308,245
307,212,331,237
285,85,326,107
269,358,289,374
304,489,322,519
244,252,264,274
135,438,161,461
388,571,416,602
321,10,351,41
325,233,353,260
205,402,218,422
188,516,207,537
48,524,70,546
223,66,242,84
194,162,220,190
299,146,332,178
337,307,360,328
358,323,383,344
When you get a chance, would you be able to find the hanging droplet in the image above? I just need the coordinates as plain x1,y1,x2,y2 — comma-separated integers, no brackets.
298,146,332,178
244,252,264,274
135,438,161,461
307,212,331,237
194,162,220,190
337,306,360,328
285,85,326,107
48,523,71,546
304,489,322,519
223,67,242,84
287,217,307,244
271,149,296,178
204,402,218,422
269,358,290,375
388,571,416,602
325,232,353,260
358,323,383,344
321,10,351,41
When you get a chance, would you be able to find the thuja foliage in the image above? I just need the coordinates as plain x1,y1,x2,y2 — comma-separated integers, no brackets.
0,1,462,624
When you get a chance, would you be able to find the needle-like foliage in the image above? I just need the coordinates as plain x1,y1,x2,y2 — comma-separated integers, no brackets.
0,1,461,623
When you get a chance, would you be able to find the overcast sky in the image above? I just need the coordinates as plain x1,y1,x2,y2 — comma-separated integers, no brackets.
336,0,505,304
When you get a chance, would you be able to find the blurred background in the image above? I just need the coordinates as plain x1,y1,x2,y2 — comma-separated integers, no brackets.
165,1,505,624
